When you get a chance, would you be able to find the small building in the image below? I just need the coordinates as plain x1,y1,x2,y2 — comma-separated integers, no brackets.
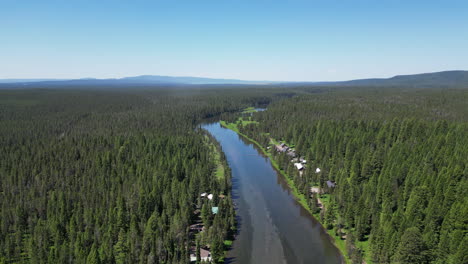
326,180,336,188
189,223,204,232
287,150,296,157
310,187,321,194
275,143,289,153
315,168,321,173
294,163,304,170
291,157,299,163
190,249,197,262
207,194,213,200
190,248,212,262
300,158,307,164
201,193,207,197
200,248,212,262
211,207,219,214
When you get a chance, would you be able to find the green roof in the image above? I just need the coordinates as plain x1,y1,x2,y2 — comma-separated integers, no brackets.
211,207,219,214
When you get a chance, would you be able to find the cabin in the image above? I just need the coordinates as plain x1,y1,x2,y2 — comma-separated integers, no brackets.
315,168,321,173
326,180,336,188
211,207,219,214
287,150,296,157
275,143,289,153
299,158,307,164
200,192,207,197
189,223,204,232
207,194,213,200
310,187,321,194
294,163,304,170
200,248,212,262
190,248,212,262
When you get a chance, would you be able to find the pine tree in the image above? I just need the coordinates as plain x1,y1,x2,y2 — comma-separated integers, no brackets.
393,227,426,264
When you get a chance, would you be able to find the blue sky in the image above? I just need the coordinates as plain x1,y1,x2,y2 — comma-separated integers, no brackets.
1,0,467,81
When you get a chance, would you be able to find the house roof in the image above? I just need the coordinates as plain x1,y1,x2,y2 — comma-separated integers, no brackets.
326,180,336,188
200,248,211,258
294,163,304,170
212,207,219,214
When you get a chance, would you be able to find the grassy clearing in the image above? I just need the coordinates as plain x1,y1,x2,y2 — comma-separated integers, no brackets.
204,135,225,180
241,106,257,113
212,149,225,180
239,119,259,125
220,120,351,264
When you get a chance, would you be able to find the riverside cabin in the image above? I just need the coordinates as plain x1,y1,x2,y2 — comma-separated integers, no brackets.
275,143,289,152
294,163,304,170
190,248,212,262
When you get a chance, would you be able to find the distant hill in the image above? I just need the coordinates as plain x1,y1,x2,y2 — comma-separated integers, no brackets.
307,70,468,88
0,75,274,87
119,75,273,85
1,70,467,88
0,79,68,83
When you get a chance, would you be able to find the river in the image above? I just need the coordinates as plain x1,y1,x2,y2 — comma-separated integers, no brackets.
202,122,343,264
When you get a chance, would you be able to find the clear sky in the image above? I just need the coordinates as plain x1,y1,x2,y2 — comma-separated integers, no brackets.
1,0,468,81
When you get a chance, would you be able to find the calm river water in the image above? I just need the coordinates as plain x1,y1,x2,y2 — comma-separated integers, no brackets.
202,123,343,264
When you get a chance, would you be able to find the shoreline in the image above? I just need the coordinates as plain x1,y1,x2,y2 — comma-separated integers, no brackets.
220,120,350,264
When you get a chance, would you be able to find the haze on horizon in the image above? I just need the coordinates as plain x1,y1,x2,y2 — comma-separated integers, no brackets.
1,0,468,82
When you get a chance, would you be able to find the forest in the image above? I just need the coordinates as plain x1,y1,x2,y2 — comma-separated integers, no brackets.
0,87,277,264
226,87,467,264
0,86,466,264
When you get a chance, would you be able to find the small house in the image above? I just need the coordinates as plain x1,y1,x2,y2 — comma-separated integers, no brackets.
207,194,213,200
200,248,212,262
315,168,321,173
211,207,219,214
189,223,204,232
201,193,207,197
190,248,197,262
294,163,304,170
275,143,289,153
189,248,212,262
326,180,336,188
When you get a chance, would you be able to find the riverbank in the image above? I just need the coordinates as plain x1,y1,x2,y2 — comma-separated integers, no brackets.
220,120,351,264
200,133,235,263
205,122,343,263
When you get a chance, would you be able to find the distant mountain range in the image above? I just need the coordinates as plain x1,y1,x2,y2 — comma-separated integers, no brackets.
306,70,468,88
1,70,467,88
0,75,273,86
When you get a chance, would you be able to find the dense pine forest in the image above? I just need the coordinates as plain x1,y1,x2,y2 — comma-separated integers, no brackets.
0,88,274,264
228,87,467,264
1,86,467,264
